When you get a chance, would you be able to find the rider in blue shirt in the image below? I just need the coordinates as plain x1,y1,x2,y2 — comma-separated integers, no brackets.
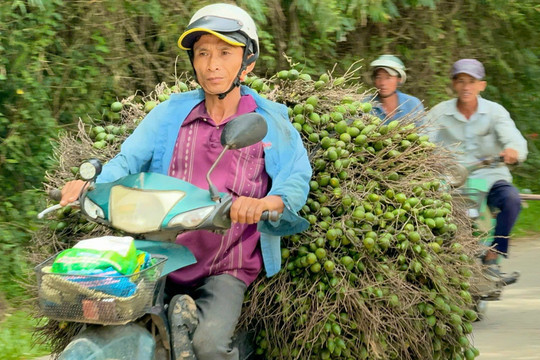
369,55,424,124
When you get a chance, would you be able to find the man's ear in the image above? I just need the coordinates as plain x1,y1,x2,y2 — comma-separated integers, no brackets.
451,78,458,91
240,62,256,81
479,80,487,91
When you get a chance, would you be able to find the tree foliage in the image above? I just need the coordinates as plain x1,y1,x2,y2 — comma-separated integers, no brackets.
1,0,539,299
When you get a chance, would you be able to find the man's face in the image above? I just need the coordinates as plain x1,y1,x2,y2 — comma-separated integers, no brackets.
374,68,400,98
452,73,486,104
192,34,251,96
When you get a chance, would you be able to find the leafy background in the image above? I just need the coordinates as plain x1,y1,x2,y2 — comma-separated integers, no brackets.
1,0,539,357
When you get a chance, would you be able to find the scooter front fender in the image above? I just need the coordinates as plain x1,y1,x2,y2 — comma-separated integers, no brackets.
134,240,196,277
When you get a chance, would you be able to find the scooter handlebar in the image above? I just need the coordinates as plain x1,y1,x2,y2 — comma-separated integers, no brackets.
46,186,280,224
49,188,62,201
261,210,280,222
37,188,79,219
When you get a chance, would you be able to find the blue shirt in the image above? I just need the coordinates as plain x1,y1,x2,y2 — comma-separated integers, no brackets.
426,96,528,190
372,90,424,124
97,86,312,276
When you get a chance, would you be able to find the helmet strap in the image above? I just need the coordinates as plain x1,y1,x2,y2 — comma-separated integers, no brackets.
217,75,242,100
187,49,197,83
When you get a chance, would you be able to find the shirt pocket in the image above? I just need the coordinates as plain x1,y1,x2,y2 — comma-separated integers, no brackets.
474,127,498,156
477,135,498,157
472,117,492,137
225,146,268,198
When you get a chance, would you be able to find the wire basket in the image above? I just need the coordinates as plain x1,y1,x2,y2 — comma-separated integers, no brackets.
35,254,166,325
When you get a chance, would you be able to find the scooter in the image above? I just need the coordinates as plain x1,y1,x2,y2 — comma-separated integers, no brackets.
446,156,539,320
35,113,276,360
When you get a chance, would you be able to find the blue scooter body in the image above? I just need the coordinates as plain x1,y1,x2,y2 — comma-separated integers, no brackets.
56,173,214,360
462,177,497,257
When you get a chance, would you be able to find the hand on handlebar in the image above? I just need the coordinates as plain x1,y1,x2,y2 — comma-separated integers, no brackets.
230,195,284,224
499,148,519,165
60,180,88,206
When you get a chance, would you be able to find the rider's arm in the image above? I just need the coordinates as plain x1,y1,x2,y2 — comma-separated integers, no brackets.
259,114,311,236
492,104,528,164
59,107,162,205
96,109,160,183
500,148,519,165
97,92,204,183
245,86,312,219
264,120,311,218
229,120,310,228
423,102,445,143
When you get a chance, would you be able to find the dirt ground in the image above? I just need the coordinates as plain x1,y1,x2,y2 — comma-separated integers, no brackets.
472,237,540,360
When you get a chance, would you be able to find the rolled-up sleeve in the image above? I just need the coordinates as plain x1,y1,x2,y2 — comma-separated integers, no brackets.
492,105,528,162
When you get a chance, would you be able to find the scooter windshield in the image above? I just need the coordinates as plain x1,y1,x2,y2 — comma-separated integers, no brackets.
110,185,185,233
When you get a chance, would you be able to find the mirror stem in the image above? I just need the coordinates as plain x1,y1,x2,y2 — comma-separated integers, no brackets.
207,145,230,201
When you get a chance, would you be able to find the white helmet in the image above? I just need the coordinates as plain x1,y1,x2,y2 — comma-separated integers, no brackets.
178,3,259,62
370,55,407,84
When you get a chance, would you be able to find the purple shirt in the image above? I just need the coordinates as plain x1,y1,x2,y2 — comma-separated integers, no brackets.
167,95,269,287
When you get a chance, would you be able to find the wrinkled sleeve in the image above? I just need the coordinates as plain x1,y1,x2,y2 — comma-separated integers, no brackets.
267,132,312,212
493,105,528,163
258,106,312,236
262,126,312,235
411,99,426,127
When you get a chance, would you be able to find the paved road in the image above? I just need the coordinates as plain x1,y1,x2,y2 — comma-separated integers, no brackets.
473,237,540,359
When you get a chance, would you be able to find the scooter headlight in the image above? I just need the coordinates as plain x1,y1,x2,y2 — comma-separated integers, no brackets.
83,197,105,219
110,186,185,233
168,206,215,228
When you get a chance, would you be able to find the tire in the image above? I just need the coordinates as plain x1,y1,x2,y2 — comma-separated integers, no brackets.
474,299,488,322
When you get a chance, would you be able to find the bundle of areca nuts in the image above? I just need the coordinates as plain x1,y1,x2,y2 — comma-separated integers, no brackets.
241,65,481,360
33,65,481,360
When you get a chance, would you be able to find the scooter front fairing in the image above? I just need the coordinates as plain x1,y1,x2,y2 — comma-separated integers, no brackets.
81,172,233,242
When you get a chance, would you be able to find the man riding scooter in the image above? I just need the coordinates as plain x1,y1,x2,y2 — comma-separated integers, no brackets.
60,3,312,359
369,54,424,123
427,59,527,287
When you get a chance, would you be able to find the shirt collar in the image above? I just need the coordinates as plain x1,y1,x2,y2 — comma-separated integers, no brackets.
476,96,488,114
373,90,407,119
445,95,487,117
374,90,404,104
182,95,258,126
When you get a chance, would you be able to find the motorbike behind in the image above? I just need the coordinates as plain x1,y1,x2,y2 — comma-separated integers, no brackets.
35,113,276,360
446,156,540,320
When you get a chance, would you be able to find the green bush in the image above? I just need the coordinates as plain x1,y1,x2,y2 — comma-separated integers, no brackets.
0,310,50,360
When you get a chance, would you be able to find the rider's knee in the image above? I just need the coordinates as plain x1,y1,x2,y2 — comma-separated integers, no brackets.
505,191,522,212
192,320,235,360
